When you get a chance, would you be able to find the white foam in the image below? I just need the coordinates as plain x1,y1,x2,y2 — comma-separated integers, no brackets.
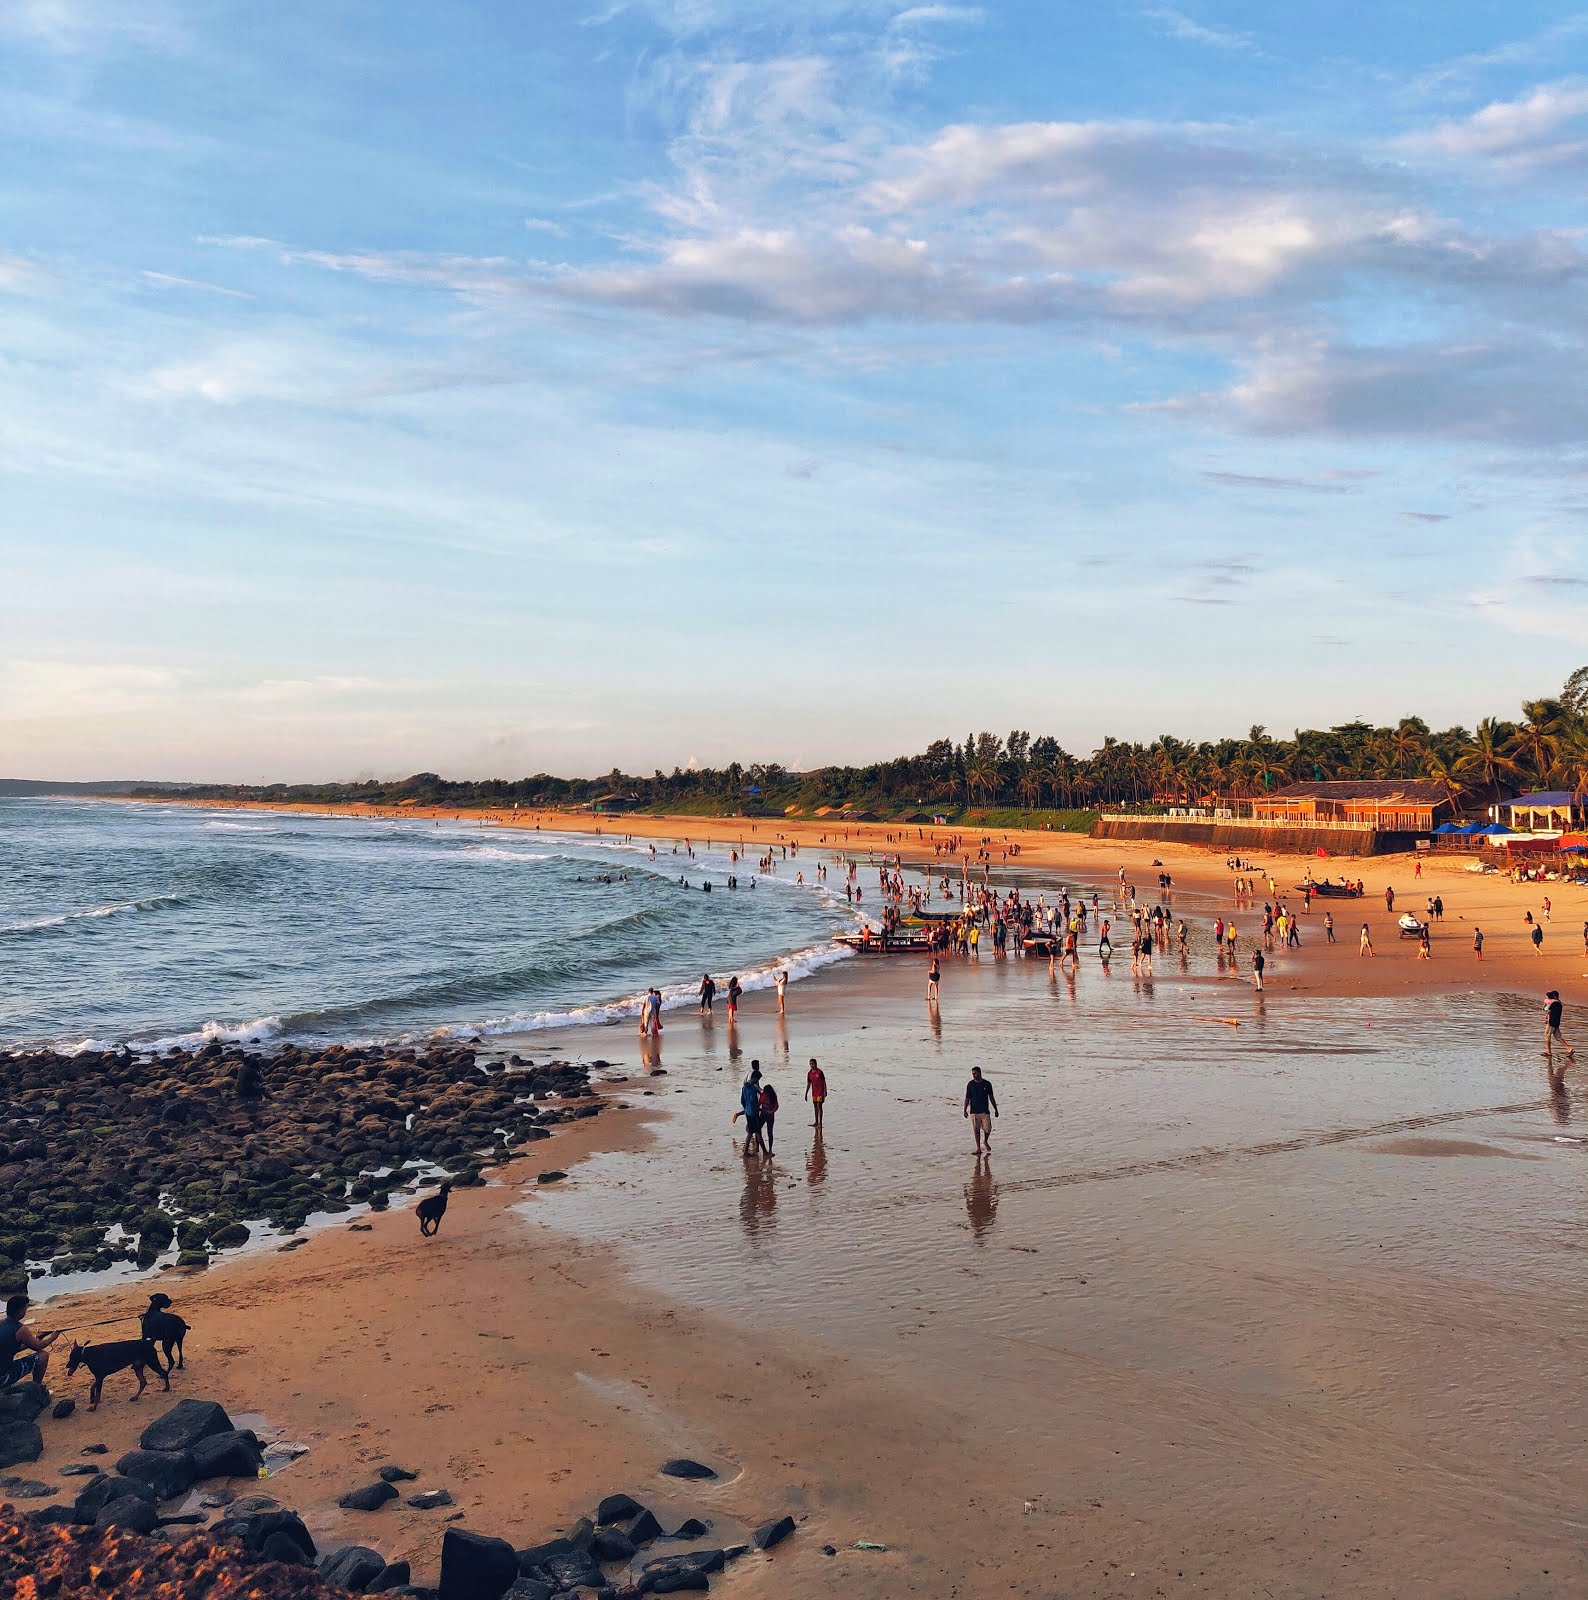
0,893,185,935
62,1013,286,1055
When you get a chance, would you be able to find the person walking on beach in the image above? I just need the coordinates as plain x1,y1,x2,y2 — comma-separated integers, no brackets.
739,1063,767,1157
727,975,742,1018
699,973,716,1015
1324,910,1335,943
963,1066,998,1152
927,955,941,1005
1385,886,1395,912
758,1075,780,1155
1251,949,1265,991
1530,923,1544,955
1473,926,1484,961
805,1058,827,1128
1545,991,1575,1071
775,969,788,1015
1359,923,1374,956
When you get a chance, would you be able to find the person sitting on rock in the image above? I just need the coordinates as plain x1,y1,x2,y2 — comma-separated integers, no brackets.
0,1293,59,1394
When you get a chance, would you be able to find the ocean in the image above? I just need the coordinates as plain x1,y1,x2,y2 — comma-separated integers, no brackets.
0,799,856,1052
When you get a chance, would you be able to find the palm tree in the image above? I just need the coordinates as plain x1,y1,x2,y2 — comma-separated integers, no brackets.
1455,717,1520,802
1389,716,1429,778
1513,700,1568,788
1422,749,1464,813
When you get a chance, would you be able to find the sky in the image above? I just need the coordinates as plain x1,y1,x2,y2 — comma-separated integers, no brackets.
3,0,1587,782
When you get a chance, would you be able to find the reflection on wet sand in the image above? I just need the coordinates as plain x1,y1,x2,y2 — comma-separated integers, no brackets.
806,1129,827,1187
964,1155,996,1242
739,1154,777,1243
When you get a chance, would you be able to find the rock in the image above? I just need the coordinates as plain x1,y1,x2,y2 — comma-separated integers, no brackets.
0,1421,43,1469
199,1489,237,1509
0,1384,50,1425
80,1443,108,1455
753,1516,796,1551
139,1397,233,1453
3,1478,53,1499
59,1463,100,1477
408,1489,454,1510
74,1474,157,1520
175,1249,211,1268
191,1429,266,1480
591,1528,636,1563
369,1560,411,1592
29,1504,78,1527
261,1530,316,1567
596,1493,644,1526
539,1552,602,1591
320,1544,388,1591
51,1397,76,1420
96,1497,159,1534
668,1519,709,1541
624,1509,664,1546
339,1480,399,1511
658,1459,715,1481
515,1537,573,1572
157,1512,209,1527
116,1447,198,1500
439,1527,520,1600
535,1171,566,1184
501,1583,553,1600
217,1508,317,1565
821,1544,837,1556
379,1464,420,1483
229,1493,282,1514
639,1551,725,1593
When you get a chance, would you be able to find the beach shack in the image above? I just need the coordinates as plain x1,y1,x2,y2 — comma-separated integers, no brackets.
1247,779,1452,832
1503,790,1585,835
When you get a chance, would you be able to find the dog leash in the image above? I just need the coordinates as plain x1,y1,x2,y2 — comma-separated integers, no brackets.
38,1312,146,1338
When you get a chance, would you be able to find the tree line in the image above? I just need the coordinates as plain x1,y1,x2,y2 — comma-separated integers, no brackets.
142,669,1588,820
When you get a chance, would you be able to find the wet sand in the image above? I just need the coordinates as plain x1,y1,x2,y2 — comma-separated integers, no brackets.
37,805,1588,1596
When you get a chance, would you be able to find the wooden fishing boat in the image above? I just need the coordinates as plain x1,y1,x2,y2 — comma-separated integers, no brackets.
837,933,934,954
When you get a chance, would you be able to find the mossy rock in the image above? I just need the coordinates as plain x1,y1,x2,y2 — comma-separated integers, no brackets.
175,1249,210,1269
0,1268,28,1295
208,1222,250,1249
137,1213,177,1248
66,1226,106,1254
0,1237,27,1264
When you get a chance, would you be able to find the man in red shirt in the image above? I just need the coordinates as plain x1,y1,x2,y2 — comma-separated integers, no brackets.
805,1058,828,1128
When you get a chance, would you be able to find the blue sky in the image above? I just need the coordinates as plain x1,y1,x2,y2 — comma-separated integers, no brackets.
3,0,1587,781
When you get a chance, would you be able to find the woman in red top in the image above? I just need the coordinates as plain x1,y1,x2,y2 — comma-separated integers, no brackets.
805,1058,828,1128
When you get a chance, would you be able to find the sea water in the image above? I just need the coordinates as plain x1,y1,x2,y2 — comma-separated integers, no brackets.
0,799,855,1051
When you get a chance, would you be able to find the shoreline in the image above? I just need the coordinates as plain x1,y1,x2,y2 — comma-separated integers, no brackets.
111,792,1588,1011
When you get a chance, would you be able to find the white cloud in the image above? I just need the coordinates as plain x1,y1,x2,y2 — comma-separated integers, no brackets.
0,659,185,718
1146,7,1258,54
1401,79,1588,166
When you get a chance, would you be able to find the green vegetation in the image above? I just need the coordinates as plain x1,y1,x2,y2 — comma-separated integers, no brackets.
137,671,1588,821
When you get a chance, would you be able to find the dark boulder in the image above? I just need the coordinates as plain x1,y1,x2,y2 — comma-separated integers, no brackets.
501,1582,553,1600
116,1447,197,1500
753,1516,796,1551
0,1384,50,1422
408,1489,454,1510
74,1473,156,1520
320,1544,388,1591
96,1497,159,1534
369,1561,412,1592
51,1397,76,1420
0,1420,43,1470
139,1397,233,1453
3,1479,53,1498
539,1552,602,1591
216,1508,317,1565
340,1480,399,1511
192,1429,266,1480
595,1493,644,1526
625,1509,664,1546
658,1459,715,1481
439,1527,520,1600
668,1518,709,1541
591,1528,636,1563
379,1464,419,1483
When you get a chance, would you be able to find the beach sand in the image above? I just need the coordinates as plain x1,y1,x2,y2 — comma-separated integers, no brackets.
34,802,1588,1596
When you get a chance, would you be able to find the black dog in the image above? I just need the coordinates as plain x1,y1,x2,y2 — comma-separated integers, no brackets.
141,1293,189,1370
66,1338,169,1410
416,1180,452,1237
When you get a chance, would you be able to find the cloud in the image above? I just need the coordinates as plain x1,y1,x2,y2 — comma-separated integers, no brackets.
139,269,252,299
0,658,185,718
0,252,48,294
1401,79,1588,167
1200,470,1353,493
1400,510,1451,523
1524,573,1588,588
1146,7,1258,54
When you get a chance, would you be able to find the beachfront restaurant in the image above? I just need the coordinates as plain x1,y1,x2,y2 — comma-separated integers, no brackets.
1247,779,1451,832
1503,790,1585,834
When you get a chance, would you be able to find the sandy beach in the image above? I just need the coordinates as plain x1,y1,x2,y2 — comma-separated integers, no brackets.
23,803,1588,1597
